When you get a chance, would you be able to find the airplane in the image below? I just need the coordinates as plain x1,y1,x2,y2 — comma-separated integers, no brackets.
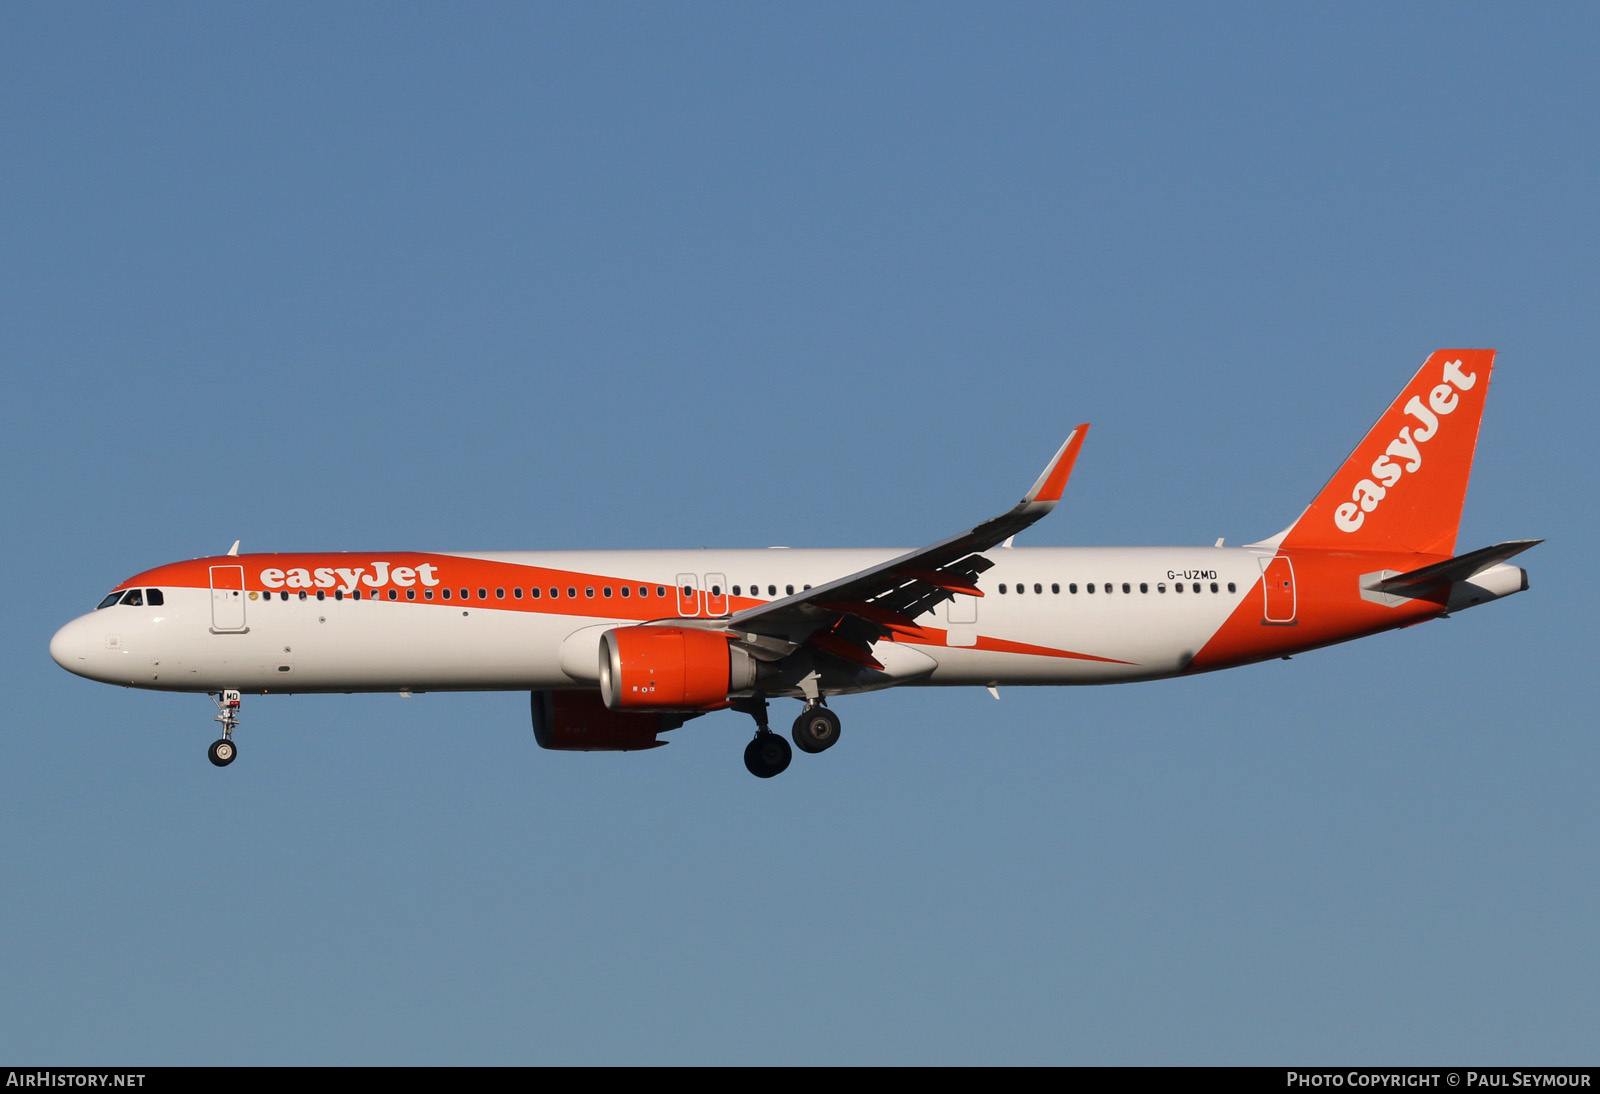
50,349,1538,778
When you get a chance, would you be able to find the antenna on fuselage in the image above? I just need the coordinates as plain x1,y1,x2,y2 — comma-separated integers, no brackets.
227,540,240,556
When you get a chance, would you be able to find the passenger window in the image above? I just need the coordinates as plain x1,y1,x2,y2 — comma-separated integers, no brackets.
1139,583,1148,593
1051,583,1060,594
1121,583,1130,594
530,587,541,599
550,588,559,599
1034,583,1042,594
441,588,451,600
1227,582,1236,593
479,588,488,600
767,585,776,596
335,590,344,601
513,588,523,599
1086,584,1095,594
406,589,416,600
496,588,505,599
460,588,470,600
1104,584,1112,594
1175,583,1184,593
710,585,721,596
732,586,741,596
317,590,326,601
387,589,397,600
657,586,667,598
999,583,1008,594
120,589,144,607
352,590,362,600
603,587,613,598
299,591,308,600
1158,583,1166,593
1192,583,1201,593
1210,582,1219,593
585,588,594,598
786,585,794,595
147,589,165,606
1070,583,1078,594
567,588,577,599
281,591,289,601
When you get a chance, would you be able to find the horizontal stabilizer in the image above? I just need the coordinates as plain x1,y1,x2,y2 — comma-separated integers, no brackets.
1370,539,1542,593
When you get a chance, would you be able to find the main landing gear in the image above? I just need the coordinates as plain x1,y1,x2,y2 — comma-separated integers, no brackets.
208,690,241,768
791,705,842,754
735,697,842,778
744,732,791,779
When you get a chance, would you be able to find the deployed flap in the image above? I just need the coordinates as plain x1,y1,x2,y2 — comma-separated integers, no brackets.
1369,539,1542,593
682,424,1090,663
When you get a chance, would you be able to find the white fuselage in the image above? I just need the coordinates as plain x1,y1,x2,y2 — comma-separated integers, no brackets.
50,546,1268,695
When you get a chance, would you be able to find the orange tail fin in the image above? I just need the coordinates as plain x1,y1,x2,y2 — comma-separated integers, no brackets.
1275,349,1495,556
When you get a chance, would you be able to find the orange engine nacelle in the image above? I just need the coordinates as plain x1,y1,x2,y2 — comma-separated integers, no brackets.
598,625,756,711
530,689,688,751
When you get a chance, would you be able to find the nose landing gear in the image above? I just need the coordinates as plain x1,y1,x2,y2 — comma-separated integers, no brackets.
208,690,241,767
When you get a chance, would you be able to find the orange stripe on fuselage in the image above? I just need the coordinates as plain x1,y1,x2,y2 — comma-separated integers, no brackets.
881,625,1132,665
122,552,1134,665
1184,548,1447,673
122,553,756,624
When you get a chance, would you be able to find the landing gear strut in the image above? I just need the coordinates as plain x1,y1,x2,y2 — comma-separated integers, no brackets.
734,696,845,776
791,703,842,754
735,696,791,778
208,690,241,768
743,732,792,779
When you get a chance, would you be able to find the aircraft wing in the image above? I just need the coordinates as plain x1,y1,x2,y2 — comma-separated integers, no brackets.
698,425,1089,668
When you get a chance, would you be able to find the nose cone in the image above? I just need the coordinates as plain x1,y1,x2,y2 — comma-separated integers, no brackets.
50,616,89,675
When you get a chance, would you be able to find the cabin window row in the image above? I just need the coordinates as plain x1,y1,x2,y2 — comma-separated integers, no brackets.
994,581,1237,595
253,584,679,602
253,583,815,603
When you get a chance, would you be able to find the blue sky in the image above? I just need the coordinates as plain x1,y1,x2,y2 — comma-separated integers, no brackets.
3,3,1595,1064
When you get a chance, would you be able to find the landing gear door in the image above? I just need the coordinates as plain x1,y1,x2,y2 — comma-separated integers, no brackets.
210,565,247,632
675,573,701,617
1259,555,1296,624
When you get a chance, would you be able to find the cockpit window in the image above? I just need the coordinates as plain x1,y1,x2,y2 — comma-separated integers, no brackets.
146,589,164,607
97,592,122,610
119,589,144,607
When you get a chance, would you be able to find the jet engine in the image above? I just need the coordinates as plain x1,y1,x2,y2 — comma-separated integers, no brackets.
530,688,689,751
598,625,759,711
